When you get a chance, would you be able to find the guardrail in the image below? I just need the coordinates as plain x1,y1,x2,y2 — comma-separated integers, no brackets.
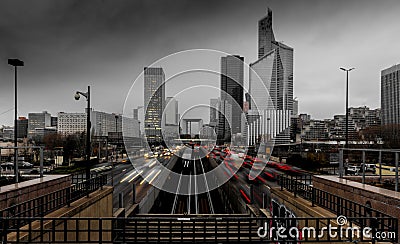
0,216,397,243
0,174,107,229
277,174,396,230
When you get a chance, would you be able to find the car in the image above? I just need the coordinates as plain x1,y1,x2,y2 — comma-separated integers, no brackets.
144,152,154,159
262,169,278,181
364,164,376,173
242,157,254,169
18,161,33,169
121,159,131,164
0,162,14,171
346,166,360,175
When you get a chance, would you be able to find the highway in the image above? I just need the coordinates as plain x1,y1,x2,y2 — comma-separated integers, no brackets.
85,157,161,209
88,145,311,212
215,148,311,208
171,148,215,214
146,146,227,214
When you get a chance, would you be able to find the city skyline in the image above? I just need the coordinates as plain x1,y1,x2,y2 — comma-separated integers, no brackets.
1,0,400,127
1,1,400,236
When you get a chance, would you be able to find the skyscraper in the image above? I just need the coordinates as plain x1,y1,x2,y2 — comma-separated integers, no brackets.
133,108,139,120
209,98,220,127
144,67,165,143
218,55,244,143
381,64,400,125
256,8,293,111
248,8,294,145
258,8,275,59
17,117,28,138
165,97,179,126
163,97,179,143
28,111,52,139
293,98,299,116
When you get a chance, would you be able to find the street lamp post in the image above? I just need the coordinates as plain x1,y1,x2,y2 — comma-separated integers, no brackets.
98,122,102,161
147,124,152,148
114,114,119,161
155,126,158,146
340,67,354,151
135,106,144,153
8,58,24,183
75,86,91,181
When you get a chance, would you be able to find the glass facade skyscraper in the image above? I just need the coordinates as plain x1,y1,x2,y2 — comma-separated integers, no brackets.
165,97,179,126
258,8,275,59
218,55,244,143
256,8,293,112
381,64,400,125
144,67,165,143
248,8,294,145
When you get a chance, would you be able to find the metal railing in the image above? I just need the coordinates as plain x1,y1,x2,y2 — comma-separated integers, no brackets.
71,170,87,184
277,174,396,229
278,174,314,199
0,216,397,243
0,174,107,229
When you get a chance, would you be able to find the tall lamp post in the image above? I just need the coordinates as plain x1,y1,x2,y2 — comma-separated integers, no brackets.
8,58,24,183
75,86,91,181
135,106,144,152
340,67,354,151
147,124,152,148
114,114,119,161
98,122,102,160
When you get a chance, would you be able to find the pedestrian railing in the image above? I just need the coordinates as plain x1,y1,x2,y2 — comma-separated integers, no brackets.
0,216,397,243
0,174,107,230
277,174,396,230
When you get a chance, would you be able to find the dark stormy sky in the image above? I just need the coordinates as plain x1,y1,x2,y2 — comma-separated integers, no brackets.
1,0,400,126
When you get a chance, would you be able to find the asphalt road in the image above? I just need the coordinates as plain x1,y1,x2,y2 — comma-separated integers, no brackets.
105,156,170,209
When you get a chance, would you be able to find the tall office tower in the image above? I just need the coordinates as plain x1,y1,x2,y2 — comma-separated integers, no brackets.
245,93,252,111
133,108,139,120
248,8,294,145
28,111,52,139
163,97,179,143
144,67,165,143
217,100,232,144
293,98,299,116
257,8,293,111
165,97,179,125
258,8,275,58
381,64,400,125
17,117,28,138
218,55,244,143
209,98,220,127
